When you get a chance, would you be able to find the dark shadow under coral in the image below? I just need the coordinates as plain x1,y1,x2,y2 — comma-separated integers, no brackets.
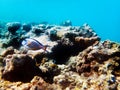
50,41,88,64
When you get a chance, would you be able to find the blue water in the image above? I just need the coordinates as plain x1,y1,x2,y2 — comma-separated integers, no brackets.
0,0,120,42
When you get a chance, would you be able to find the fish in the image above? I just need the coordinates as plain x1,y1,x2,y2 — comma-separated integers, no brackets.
22,38,48,51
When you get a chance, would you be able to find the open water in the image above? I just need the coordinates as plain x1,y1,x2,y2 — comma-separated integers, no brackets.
0,0,120,42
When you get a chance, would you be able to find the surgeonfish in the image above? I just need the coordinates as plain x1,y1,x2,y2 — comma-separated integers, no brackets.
22,38,48,51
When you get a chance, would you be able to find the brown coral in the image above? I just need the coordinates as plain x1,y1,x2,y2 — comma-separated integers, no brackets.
1,47,15,57
2,54,42,82
0,23,120,90
75,36,100,47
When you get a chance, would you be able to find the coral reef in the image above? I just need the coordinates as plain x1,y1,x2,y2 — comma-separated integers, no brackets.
22,23,31,32
2,53,40,82
0,21,120,90
6,22,21,34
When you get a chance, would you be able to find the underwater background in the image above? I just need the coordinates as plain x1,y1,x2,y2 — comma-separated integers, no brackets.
0,0,120,42
0,0,120,89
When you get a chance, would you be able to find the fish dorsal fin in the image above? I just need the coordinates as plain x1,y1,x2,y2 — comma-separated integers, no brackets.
30,38,43,46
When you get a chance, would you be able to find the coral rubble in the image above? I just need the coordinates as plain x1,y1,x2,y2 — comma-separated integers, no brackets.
0,21,120,90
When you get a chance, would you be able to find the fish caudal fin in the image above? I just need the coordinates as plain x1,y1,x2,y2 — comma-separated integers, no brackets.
42,45,50,52
43,46,47,51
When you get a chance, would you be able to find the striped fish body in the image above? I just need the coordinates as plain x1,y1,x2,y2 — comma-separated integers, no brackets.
22,38,46,50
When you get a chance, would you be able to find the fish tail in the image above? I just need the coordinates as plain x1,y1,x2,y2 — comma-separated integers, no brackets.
43,46,47,51
43,45,49,51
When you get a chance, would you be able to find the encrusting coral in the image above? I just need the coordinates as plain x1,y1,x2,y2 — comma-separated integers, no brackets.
53,40,120,89
0,21,120,90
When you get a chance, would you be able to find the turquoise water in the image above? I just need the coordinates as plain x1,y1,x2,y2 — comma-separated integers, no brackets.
0,0,120,42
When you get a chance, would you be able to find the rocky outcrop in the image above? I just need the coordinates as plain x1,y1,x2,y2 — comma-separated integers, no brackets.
6,22,21,34
0,21,120,90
